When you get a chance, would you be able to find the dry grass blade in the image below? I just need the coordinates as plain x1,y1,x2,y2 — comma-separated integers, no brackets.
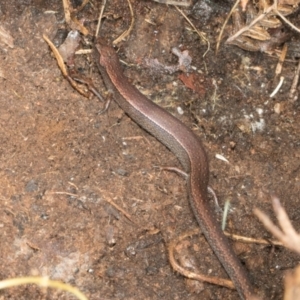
0,277,88,300
224,232,283,246
275,43,288,75
270,76,284,97
95,0,107,38
152,0,192,6
113,0,135,44
289,59,300,100
216,0,240,53
274,8,300,33
175,6,210,57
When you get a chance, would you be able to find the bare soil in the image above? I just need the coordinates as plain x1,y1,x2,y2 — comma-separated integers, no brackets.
0,0,300,299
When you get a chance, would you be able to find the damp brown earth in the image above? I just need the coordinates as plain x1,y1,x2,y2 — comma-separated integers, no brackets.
0,1,300,299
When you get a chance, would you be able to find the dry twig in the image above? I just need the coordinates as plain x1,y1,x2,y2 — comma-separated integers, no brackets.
254,196,300,254
168,229,235,289
97,188,137,225
168,226,282,289
43,34,92,98
284,265,300,300
62,0,89,35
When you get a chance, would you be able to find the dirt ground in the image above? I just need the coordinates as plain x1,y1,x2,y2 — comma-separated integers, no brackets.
0,0,300,299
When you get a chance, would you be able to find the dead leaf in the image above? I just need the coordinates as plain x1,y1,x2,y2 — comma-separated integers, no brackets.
178,73,208,97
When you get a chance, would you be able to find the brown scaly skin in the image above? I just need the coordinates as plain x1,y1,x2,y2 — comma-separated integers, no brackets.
94,38,255,299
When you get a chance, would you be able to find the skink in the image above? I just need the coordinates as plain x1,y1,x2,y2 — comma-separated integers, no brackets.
94,39,254,299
